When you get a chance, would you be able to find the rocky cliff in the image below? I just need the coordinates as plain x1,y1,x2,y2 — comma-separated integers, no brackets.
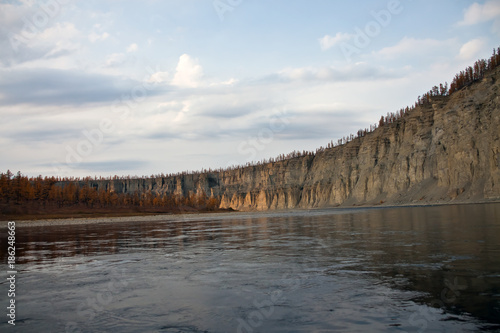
86,67,500,210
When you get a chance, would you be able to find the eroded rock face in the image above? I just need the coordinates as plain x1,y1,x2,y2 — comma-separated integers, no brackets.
84,68,500,210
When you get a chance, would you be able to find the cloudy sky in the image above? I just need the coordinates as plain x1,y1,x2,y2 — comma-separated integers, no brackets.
1,0,499,178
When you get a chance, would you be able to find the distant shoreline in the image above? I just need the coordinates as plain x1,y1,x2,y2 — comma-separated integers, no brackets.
2,200,499,228
2,211,237,228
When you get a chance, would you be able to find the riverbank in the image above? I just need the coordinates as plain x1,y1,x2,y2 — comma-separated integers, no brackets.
0,210,239,228
3,199,500,228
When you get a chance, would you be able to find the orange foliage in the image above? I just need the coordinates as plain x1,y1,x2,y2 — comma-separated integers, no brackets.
0,171,221,217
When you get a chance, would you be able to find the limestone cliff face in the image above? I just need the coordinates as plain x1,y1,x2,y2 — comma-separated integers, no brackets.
87,68,500,210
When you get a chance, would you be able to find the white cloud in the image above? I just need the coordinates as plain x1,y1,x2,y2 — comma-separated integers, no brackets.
459,1,500,26
35,23,82,58
147,71,169,83
127,43,138,53
0,2,31,28
4,22,83,68
209,77,238,87
280,67,316,81
375,37,457,59
171,54,203,88
88,32,109,43
156,101,184,111
105,53,126,67
319,32,353,50
0,7,83,67
278,63,404,83
221,78,238,85
458,38,487,61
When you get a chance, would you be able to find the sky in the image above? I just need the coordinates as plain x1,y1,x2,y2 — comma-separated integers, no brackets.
1,0,499,178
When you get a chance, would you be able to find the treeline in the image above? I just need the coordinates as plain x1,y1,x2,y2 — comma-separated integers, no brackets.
0,171,221,218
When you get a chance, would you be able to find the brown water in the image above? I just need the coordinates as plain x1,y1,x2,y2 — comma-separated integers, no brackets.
1,204,500,332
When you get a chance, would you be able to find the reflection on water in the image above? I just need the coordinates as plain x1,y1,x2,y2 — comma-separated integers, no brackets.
1,204,500,332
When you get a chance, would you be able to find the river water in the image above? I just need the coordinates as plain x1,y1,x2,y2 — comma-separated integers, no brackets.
1,204,500,332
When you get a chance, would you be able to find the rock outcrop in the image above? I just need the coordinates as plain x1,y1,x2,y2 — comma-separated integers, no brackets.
85,67,500,210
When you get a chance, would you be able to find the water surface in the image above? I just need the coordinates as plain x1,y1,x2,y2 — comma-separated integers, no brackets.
1,204,500,332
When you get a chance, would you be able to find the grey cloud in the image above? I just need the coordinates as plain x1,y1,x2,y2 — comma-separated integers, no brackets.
0,42,60,67
142,106,369,143
144,124,234,142
233,109,370,141
254,64,406,84
146,131,183,140
0,3,77,67
199,104,262,119
285,110,369,138
78,160,150,173
6,127,78,143
0,68,166,106
38,160,150,173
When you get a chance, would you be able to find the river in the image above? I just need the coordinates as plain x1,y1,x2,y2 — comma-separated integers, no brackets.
1,203,500,332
